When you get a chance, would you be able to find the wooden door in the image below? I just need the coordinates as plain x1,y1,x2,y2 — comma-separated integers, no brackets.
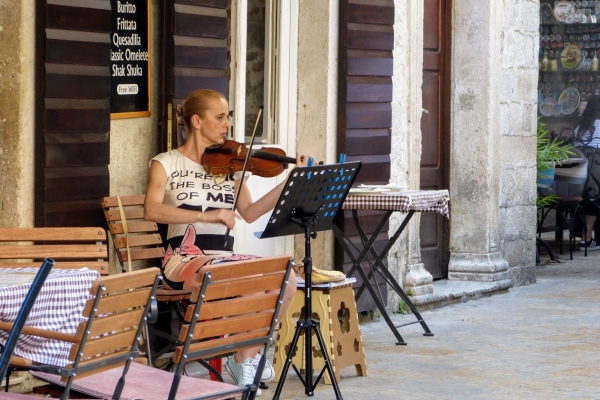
35,0,112,227
160,0,229,152
336,0,394,312
420,0,450,278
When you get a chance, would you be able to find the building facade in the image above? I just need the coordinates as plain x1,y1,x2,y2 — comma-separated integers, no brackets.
0,0,538,311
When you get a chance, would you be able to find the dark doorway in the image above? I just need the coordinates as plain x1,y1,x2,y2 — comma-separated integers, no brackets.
420,0,450,279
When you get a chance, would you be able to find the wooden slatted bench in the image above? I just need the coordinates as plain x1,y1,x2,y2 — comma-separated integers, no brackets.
0,227,109,275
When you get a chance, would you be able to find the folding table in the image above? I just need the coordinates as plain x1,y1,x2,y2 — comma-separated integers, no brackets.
333,189,450,345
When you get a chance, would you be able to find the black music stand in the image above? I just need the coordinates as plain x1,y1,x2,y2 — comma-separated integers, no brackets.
258,162,361,400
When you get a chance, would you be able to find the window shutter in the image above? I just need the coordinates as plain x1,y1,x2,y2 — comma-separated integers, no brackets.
36,0,111,227
336,0,395,312
161,0,229,150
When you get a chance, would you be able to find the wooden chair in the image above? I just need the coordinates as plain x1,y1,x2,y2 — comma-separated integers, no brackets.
0,227,108,275
0,258,55,398
27,255,294,400
100,195,222,376
3,267,162,400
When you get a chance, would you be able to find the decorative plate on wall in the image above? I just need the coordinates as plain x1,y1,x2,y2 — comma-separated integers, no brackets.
558,87,581,115
554,1,575,23
540,97,558,116
561,43,583,70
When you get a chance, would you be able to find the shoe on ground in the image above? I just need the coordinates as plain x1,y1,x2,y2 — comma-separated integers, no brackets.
251,353,275,382
578,239,600,250
225,356,261,396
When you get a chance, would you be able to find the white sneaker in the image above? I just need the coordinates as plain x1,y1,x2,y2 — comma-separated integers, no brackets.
225,356,262,396
251,353,275,382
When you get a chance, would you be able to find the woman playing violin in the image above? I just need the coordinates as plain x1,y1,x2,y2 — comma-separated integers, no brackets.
144,88,308,393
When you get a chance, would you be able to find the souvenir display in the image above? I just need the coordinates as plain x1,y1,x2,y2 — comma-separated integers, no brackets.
539,0,600,122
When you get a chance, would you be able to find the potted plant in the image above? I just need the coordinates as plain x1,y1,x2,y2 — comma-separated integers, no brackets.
536,117,576,208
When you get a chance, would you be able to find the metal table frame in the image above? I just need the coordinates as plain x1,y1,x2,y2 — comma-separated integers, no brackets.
333,209,433,345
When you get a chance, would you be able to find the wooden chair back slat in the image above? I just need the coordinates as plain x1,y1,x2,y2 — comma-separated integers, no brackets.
107,220,159,235
75,309,145,340
89,268,158,293
192,272,285,302
117,248,165,263
104,208,145,222
199,257,290,281
113,233,163,249
180,312,273,342
190,257,291,302
100,195,146,208
0,227,106,242
69,330,138,362
173,331,268,364
82,288,152,317
186,293,279,321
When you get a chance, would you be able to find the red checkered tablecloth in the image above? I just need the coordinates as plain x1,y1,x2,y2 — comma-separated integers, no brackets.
342,189,450,218
0,268,100,366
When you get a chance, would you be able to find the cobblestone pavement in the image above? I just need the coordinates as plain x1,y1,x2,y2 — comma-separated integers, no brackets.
257,245,600,400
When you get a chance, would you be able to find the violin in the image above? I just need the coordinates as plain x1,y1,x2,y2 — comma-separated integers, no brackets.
202,139,297,178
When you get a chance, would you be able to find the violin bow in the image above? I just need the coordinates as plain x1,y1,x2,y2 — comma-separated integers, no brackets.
223,106,263,249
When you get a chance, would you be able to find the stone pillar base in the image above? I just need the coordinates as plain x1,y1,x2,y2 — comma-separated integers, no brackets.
404,263,433,297
448,252,509,282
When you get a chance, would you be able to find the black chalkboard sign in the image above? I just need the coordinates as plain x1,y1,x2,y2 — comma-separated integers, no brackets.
110,0,151,117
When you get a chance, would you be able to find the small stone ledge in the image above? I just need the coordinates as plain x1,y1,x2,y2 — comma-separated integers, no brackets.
409,279,513,312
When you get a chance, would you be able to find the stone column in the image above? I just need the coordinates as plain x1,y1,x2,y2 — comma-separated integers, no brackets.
390,0,434,304
295,0,339,269
448,0,511,283
0,0,35,228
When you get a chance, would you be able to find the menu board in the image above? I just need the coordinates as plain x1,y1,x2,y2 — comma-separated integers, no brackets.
110,0,151,117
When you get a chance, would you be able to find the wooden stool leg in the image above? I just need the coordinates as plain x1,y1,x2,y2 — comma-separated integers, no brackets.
328,286,368,381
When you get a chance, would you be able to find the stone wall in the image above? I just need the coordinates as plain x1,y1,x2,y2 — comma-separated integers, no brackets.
448,0,536,287
0,0,35,228
498,0,538,285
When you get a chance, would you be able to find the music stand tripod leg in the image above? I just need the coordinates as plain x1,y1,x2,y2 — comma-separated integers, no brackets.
273,222,343,400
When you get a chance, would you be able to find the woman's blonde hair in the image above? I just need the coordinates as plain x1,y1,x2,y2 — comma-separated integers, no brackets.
180,89,226,131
